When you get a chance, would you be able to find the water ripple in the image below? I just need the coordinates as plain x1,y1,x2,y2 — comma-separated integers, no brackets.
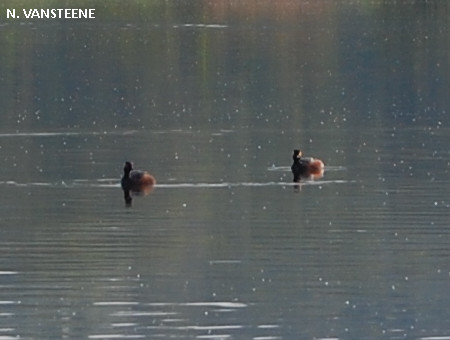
0,179,351,189
88,335,145,339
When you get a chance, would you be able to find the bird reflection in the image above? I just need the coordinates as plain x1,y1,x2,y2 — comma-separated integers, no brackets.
121,161,156,206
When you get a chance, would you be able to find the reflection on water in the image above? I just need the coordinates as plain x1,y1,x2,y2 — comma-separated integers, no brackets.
1,0,449,339
90,301,256,339
1,133,449,339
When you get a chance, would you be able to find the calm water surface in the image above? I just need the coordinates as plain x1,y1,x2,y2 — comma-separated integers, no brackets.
0,1,449,339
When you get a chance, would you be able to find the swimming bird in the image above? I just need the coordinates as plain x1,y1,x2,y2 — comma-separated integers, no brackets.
121,161,156,205
291,149,324,182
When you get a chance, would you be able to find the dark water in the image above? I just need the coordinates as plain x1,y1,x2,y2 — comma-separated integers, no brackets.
0,1,449,339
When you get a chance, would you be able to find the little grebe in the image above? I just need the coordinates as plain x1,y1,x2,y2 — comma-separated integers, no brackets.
291,149,324,182
121,161,156,205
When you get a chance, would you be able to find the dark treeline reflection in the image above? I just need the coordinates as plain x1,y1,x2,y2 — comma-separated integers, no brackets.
0,0,447,135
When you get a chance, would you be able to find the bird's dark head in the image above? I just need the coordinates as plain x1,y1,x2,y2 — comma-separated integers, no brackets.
293,149,302,158
124,161,133,174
